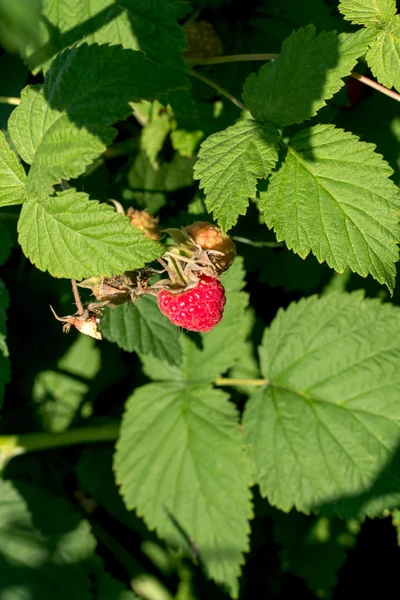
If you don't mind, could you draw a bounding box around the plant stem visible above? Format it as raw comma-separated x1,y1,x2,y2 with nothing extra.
350,70,400,103
215,377,267,386
0,423,120,470
232,236,284,248
71,278,84,315
187,55,400,103
187,68,249,113
186,53,279,66
0,96,20,105
0,380,271,466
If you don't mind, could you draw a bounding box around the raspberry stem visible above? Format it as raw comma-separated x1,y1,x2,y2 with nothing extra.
71,278,84,315
187,68,249,113
187,55,400,104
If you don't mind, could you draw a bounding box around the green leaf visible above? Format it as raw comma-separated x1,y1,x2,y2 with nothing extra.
115,383,252,597
124,152,195,214
193,119,279,233
33,335,101,432
140,258,249,383
0,0,41,53
339,0,396,26
272,510,359,598
242,27,374,127
17,189,161,279
366,16,400,92
0,130,26,207
95,569,139,600
9,44,188,198
100,296,183,366
243,293,400,518
24,0,187,74
141,113,172,166
392,509,400,545
0,279,10,410
0,480,96,600
260,124,400,292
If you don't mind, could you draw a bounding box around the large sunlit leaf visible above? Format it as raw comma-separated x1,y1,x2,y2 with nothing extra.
193,119,280,232
260,124,400,292
366,16,400,92
339,0,400,92
9,43,188,198
115,383,252,597
23,0,187,74
18,189,161,279
243,293,400,518
339,0,396,26
242,27,374,127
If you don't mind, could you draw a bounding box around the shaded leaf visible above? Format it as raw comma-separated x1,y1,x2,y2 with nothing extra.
272,510,359,598
0,480,96,600
243,293,400,518
101,295,182,366
9,43,188,198
33,335,101,432
115,383,252,597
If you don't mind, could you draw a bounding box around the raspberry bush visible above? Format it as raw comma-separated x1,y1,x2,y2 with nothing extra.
0,0,400,598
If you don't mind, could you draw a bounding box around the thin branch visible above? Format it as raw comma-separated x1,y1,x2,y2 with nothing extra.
186,53,279,66
232,236,284,248
215,377,268,386
188,68,249,113
0,96,20,106
350,70,400,103
71,279,84,315
187,54,400,104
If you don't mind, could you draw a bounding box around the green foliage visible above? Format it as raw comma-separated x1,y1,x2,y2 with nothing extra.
33,335,101,432
339,0,400,91
0,0,41,53
0,480,96,599
124,152,195,213
243,293,400,518
115,383,252,597
339,0,396,26
10,43,187,199
242,27,373,127
272,510,359,598
100,295,183,365
18,189,161,279
0,130,26,207
260,124,400,291
2,2,400,598
193,119,279,232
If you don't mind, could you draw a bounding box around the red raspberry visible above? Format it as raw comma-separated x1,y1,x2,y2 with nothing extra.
157,275,226,332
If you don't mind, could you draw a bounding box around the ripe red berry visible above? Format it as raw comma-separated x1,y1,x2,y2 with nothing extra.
157,275,226,332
